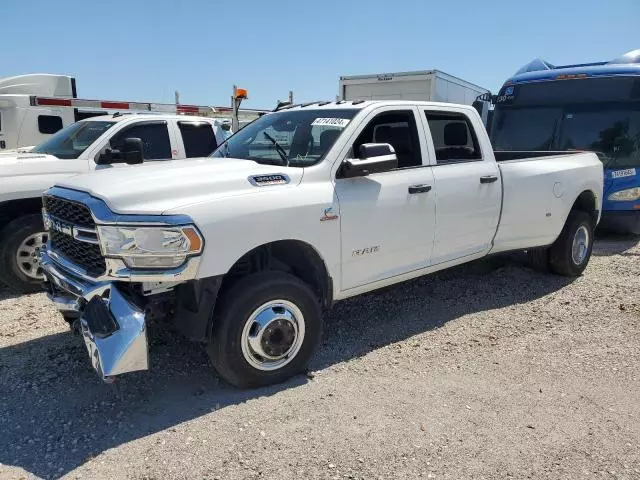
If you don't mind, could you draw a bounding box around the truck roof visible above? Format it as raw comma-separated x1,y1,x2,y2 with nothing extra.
506,48,640,86
275,99,476,112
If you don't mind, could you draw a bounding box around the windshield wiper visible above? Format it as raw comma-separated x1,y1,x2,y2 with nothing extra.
263,132,289,166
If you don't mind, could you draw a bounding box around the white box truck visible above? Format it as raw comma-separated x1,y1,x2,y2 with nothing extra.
339,70,489,106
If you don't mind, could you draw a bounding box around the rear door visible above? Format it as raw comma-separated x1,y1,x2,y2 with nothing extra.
424,108,501,264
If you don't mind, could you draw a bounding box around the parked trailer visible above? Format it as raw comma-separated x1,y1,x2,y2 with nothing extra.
339,70,489,106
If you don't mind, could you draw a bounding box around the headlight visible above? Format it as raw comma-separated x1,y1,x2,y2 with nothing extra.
97,225,203,269
608,187,640,202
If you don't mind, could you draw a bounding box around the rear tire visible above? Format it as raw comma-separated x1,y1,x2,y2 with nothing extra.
0,215,47,294
526,247,550,273
207,271,323,388
548,210,594,277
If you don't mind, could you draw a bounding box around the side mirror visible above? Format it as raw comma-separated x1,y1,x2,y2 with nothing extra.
121,137,144,164
339,143,398,178
95,137,144,165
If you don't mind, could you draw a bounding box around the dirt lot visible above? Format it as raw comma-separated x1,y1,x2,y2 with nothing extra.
1,235,639,480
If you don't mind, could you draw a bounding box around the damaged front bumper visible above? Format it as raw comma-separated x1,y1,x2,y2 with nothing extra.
40,251,148,380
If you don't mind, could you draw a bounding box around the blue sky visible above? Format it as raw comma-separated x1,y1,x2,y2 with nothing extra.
2,0,636,109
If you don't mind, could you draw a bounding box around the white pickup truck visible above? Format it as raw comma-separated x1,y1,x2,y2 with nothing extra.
39,100,603,388
0,113,228,293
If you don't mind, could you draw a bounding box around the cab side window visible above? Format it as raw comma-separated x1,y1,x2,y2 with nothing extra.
111,122,172,160
425,111,481,163
178,122,218,157
353,110,422,170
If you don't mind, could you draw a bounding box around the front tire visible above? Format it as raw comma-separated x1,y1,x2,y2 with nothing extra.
0,214,47,293
548,210,594,277
207,271,323,388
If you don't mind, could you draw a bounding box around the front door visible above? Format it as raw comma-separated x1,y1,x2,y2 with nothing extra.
95,121,176,170
334,107,437,290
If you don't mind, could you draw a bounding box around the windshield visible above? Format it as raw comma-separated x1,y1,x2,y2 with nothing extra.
558,106,640,168
492,105,640,168
492,107,561,151
490,77,640,168
212,109,358,167
31,120,115,159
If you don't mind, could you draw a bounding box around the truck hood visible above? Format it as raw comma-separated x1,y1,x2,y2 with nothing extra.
54,157,304,215
0,146,35,156
0,152,80,171
0,153,88,202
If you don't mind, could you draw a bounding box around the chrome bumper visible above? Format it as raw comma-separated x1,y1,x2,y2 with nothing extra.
40,250,148,380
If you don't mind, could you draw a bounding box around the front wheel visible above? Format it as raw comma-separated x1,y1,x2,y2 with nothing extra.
0,214,48,293
548,210,594,277
207,271,323,388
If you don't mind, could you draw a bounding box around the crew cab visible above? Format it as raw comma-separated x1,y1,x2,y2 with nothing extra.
0,113,228,293
39,100,603,388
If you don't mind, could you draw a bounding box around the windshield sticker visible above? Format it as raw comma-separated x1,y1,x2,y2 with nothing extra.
496,85,517,104
311,118,350,128
611,168,636,179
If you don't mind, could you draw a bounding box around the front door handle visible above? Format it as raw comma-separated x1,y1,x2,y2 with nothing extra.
408,184,432,194
480,175,498,184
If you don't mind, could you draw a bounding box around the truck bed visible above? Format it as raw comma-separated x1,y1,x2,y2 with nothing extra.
494,150,585,162
490,151,603,254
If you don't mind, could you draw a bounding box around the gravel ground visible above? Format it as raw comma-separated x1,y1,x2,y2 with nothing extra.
1,235,639,480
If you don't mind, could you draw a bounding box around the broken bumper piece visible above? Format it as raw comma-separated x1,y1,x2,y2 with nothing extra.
40,250,148,380
81,288,148,379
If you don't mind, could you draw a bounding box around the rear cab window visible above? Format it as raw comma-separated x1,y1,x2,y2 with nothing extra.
425,111,482,163
178,122,217,157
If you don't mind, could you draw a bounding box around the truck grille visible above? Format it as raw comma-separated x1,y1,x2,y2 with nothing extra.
43,196,95,228
43,195,107,276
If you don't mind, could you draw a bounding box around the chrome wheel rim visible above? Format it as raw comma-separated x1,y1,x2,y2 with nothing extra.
16,231,48,280
571,225,589,265
240,300,305,371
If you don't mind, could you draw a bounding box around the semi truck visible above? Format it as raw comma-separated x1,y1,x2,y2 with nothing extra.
0,74,103,152
40,99,602,389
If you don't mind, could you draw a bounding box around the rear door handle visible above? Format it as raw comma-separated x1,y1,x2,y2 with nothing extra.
480,175,498,184
408,184,432,194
